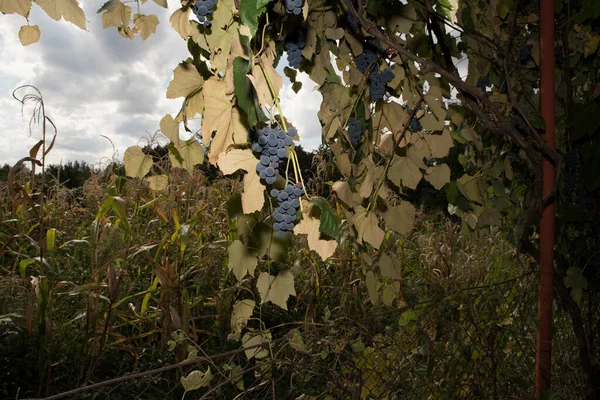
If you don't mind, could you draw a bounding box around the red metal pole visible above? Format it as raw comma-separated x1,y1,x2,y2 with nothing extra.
535,0,556,396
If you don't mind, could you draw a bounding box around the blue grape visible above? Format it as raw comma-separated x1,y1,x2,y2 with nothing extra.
281,201,291,210
294,188,304,197
348,118,362,146
258,135,268,145
278,192,289,201
252,142,263,153
192,0,217,28
256,163,266,172
277,148,287,158
291,199,300,208
265,167,275,177
284,136,293,146
260,155,270,166
266,176,276,184
259,170,267,180
270,189,279,198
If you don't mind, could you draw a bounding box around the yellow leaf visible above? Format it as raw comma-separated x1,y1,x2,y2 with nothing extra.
424,164,451,190
166,62,204,99
229,299,255,341
19,25,41,46
152,0,167,7
388,156,422,190
145,174,168,191
206,0,236,72
159,114,204,173
227,240,257,281
217,149,265,214
133,13,159,40
249,57,282,109
257,270,296,310
202,78,247,164
242,331,271,360
365,271,379,305
294,203,337,260
0,0,31,16
123,145,152,178
424,128,454,158
353,206,385,249
99,0,131,29
169,8,191,39
35,0,87,30
382,201,415,235
332,181,361,208
379,253,401,278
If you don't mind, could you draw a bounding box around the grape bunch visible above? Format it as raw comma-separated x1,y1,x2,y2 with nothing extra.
253,127,296,185
519,44,533,64
346,12,359,33
355,49,377,74
476,76,491,91
369,69,395,101
509,113,528,131
284,0,303,15
270,183,304,236
285,31,305,69
192,0,217,28
348,118,363,146
409,115,422,132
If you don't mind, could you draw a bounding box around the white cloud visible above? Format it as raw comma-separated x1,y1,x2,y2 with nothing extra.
0,2,189,166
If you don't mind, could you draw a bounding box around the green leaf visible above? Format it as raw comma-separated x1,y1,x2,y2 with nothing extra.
180,368,213,392
565,267,588,305
288,329,308,353
239,0,271,38
233,57,260,127
309,197,340,240
399,309,417,327
46,228,56,254
365,271,378,305
242,330,271,359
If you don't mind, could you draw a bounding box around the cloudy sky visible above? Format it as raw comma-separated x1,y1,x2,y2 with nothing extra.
0,2,322,168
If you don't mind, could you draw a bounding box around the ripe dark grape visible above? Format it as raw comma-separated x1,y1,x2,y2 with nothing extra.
270,183,304,236
356,49,377,74
519,44,533,64
192,0,217,28
286,30,305,68
346,12,359,33
476,76,491,91
251,126,297,186
284,0,303,15
409,114,422,132
510,113,528,131
348,118,363,147
369,69,395,101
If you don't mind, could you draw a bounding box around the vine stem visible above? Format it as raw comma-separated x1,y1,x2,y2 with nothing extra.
367,99,423,212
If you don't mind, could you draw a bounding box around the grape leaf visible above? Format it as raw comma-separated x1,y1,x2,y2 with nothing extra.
332,181,361,208
0,0,31,16
229,299,255,341
145,175,168,191
19,25,41,46
257,270,296,310
353,206,385,249
217,149,265,214
365,271,379,305
309,197,340,240
242,331,271,360
424,128,454,158
167,61,204,99
123,146,152,179
151,0,166,7
294,204,337,260
169,8,192,39
238,0,271,38
160,114,204,172
424,164,451,189
202,78,247,164
388,156,422,190
133,14,159,40
180,368,212,392
233,57,260,127
382,201,416,235
379,253,401,278
206,0,237,72
227,240,258,281
248,41,282,109
99,0,131,28
36,0,87,30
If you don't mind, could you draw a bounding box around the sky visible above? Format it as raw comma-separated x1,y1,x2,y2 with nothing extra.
0,2,323,168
